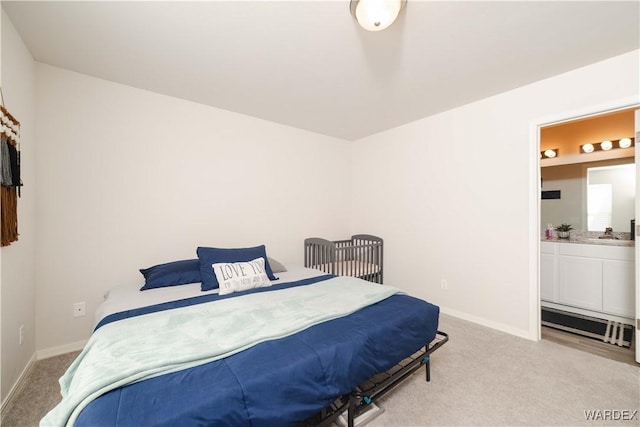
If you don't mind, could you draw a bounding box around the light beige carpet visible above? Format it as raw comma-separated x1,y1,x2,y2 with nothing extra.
2,314,638,427
370,315,639,426
2,351,79,427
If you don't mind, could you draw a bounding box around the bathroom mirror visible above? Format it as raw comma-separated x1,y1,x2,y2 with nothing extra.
541,158,635,234
586,164,635,232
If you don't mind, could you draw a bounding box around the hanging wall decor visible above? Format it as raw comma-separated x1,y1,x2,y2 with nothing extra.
0,88,22,247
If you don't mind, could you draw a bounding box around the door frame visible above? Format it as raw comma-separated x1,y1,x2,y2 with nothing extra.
529,96,640,342
635,110,640,362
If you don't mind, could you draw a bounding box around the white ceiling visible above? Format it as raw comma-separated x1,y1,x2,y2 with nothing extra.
3,1,639,141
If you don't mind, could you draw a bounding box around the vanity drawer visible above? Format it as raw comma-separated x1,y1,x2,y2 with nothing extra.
558,243,634,261
540,241,556,255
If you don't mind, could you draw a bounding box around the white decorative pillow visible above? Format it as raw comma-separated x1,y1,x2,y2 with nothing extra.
212,257,272,296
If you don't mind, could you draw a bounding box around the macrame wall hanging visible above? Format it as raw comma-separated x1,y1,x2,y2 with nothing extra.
0,88,22,247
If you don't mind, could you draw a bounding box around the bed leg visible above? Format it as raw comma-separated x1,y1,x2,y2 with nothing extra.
424,345,431,382
347,395,357,427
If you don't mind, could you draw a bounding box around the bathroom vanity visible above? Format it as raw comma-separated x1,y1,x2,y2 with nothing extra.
541,239,635,323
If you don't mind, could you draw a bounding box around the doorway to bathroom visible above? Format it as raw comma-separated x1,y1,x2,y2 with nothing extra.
539,107,637,365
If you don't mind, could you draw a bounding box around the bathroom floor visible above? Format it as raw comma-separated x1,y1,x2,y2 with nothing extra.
541,325,636,366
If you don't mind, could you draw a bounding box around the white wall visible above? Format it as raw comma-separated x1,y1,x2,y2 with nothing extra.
34,64,352,352
541,163,586,231
1,10,37,402
351,50,639,339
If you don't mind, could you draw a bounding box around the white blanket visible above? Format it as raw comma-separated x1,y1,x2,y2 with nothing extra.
41,276,402,426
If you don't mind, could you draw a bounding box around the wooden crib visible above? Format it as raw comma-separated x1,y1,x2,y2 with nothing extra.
304,234,383,284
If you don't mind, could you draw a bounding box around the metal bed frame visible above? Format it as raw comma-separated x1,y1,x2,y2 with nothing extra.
301,330,449,427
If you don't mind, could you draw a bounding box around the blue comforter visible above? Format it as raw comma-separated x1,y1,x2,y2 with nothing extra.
74,276,439,426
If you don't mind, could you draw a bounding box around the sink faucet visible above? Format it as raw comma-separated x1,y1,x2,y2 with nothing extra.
600,227,617,239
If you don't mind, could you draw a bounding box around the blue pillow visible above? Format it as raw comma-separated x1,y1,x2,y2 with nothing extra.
197,245,278,291
139,259,202,291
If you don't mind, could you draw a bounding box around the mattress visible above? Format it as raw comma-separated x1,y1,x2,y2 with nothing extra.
308,260,380,277
94,266,326,327
49,267,440,427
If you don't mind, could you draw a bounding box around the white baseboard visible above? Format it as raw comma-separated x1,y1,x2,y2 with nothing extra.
0,352,36,417
36,340,87,360
440,306,536,341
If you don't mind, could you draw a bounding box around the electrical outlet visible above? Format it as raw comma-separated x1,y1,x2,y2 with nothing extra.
440,279,448,290
73,302,86,317
19,325,24,345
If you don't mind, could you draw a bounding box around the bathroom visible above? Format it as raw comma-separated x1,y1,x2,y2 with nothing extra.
539,107,636,364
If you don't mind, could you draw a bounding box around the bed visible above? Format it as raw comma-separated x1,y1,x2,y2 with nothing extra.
42,247,446,427
304,234,384,284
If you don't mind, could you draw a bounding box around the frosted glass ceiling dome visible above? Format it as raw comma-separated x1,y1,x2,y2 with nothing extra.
350,0,406,32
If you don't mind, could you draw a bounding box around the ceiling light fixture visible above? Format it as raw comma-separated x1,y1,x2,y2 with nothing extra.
350,0,406,32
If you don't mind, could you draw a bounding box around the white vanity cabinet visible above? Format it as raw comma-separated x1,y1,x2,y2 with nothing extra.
602,259,635,317
540,242,557,302
558,255,603,311
541,241,635,320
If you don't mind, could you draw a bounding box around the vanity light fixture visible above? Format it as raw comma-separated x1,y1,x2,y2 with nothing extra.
600,140,613,151
619,137,632,148
580,137,635,154
350,0,406,31
581,143,595,153
541,148,558,159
